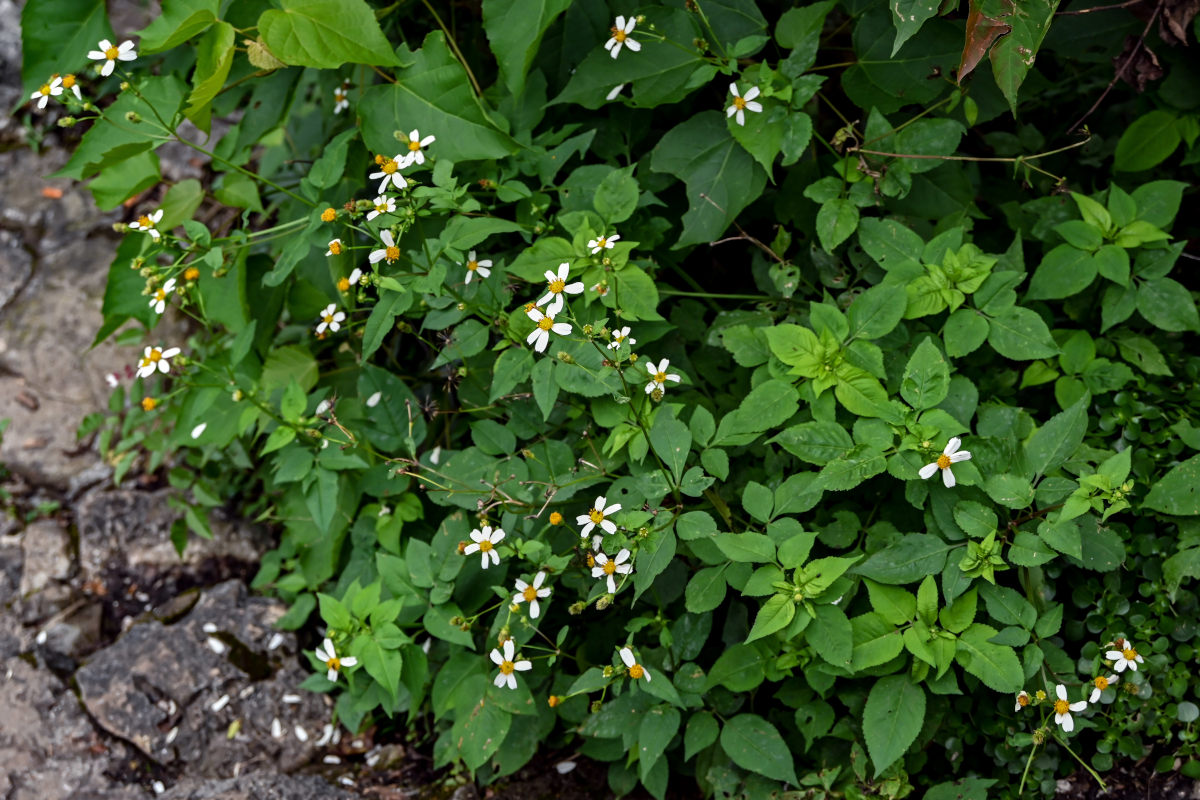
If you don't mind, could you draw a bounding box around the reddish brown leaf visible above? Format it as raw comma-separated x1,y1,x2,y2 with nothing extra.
958,0,1014,83
1113,35,1164,91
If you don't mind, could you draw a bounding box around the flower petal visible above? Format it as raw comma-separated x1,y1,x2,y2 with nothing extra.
942,468,956,488
918,462,939,479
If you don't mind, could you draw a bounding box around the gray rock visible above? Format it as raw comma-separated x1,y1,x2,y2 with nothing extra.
76,581,330,777
159,772,355,800
0,227,33,313
19,518,73,594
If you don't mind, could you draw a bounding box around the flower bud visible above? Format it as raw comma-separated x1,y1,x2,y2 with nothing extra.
124,110,141,123
548,695,561,708
590,700,602,713
557,351,574,364
56,116,76,127
568,601,585,615
596,595,612,611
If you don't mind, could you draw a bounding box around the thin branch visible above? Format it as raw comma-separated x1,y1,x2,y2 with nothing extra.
1057,0,1142,15
1068,0,1163,132
419,0,482,97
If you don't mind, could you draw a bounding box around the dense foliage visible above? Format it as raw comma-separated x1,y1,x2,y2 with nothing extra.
19,0,1200,796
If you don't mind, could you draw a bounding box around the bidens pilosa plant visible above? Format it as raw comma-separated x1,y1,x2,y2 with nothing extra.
21,0,1200,797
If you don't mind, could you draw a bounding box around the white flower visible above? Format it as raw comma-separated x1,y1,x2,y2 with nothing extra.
333,81,350,114
587,233,620,254
400,129,436,167
462,250,492,283
315,303,345,335
369,156,408,194
314,638,357,683
148,278,176,314
604,16,641,58
136,345,181,379
366,391,382,408
918,437,972,488
726,83,763,127
577,495,621,537
608,326,635,350
1051,684,1088,732
619,646,651,682
369,230,400,265
464,525,505,569
606,84,626,101
1089,674,1118,703
512,572,551,619
538,262,584,315
591,282,609,297
644,358,681,395
365,194,396,221
325,238,343,257
525,306,572,353
59,74,82,100
30,76,62,109
129,209,164,241
1014,690,1031,712
337,267,363,293
88,38,137,77
1105,640,1145,672
592,548,632,594
190,422,207,440
105,372,119,388
489,639,532,690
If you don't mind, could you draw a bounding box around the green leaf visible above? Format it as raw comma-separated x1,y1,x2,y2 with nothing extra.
20,0,113,97
650,408,691,487
1144,454,1200,516
719,714,799,785
986,306,1059,361
258,0,400,68
715,533,776,564
816,198,860,253
818,444,887,491
593,167,640,224
638,706,681,779
891,0,941,54
863,676,926,776
1114,110,1182,172
856,535,953,584
136,0,217,53
481,0,572,97
362,290,414,361
742,481,774,523
850,611,905,670
184,21,235,133
1137,277,1200,332
1025,394,1089,478
360,639,403,702
530,357,558,421
706,643,768,692
650,112,767,248
954,623,1024,692
864,580,917,625
770,420,853,465
1131,180,1187,228
807,603,853,666
87,151,161,210
984,473,1035,509
713,379,799,446
685,566,728,613
847,283,907,340
456,694,513,770
944,309,990,357
901,337,950,410
939,587,977,633
979,583,1036,628
858,218,924,276
746,594,796,642
953,501,998,537
684,712,720,760
1027,245,1098,300
988,0,1062,112
360,32,518,163
842,12,959,114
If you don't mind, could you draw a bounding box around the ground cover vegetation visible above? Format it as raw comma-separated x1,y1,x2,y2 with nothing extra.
17,0,1200,796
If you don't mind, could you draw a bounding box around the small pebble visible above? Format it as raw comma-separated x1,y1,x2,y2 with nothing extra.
165,727,179,744
268,632,285,650
294,726,309,742
210,694,230,712
152,780,165,795
323,755,341,764
282,694,302,704
271,718,283,739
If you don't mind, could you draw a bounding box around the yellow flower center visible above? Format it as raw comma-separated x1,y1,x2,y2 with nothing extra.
326,656,341,671
611,28,626,43
589,508,605,524
603,560,617,575
548,279,565,294
38,84,51,96
408,140,421,152
321,208,336,222
479,539,494,552
586,553,595,568
537,317,554,331
104,45,120,60
467,260,478,271
1017,693,1030,707
549,512,563,525
523,586,538,602
328,241,342,254
375,202,388,213
937,454,951,469
734,96,747,110
1054,699,1069,714
148,348,162,363
596,237,607,248
1094,676,1109,690
1123,647,1137,660
137,215,153,228
184,267,200,281
629,664,644,680
141,397,157,411
323,314,334,323
385,245,400,262
337,278,350,292
154,289,166,301
654,371,667,383
499,660,515,675
62,74,76,88
614,332,625,342
381,160,398,174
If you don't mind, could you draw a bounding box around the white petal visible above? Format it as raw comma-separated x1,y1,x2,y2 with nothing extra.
476,267,491,278
1115,660,1128,672
505,673,517,690
949,450,972,463
491,528,505,543
942,468,956,488
624,38,641,52
191,423,207,439
1090,688,1100,703
101,60,115,76
1105,650,1123,660
729,82,740,97
744,86,761,101
726,105,738,118
619,647,636,668
564,282,585,294
463,543,479,555
480,552,490,568
1062,714,1074,732
918,462,939,479
600,520,617,534
551,322,572,336
490,648,503,665
1056,684,1068,701
606,576,617,593
340,656,357,668
945,437,962,455
1069,701,1087,712
736,109,745,126
513,660,532,671
533,330,549,352
604,503,622,515
615,15,626,29
493,673,507,688
503,639,515,661
745,101,763,113
529,600,540,619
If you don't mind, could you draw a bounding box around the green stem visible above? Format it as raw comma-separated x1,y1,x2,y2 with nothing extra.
1017,740,1038,795
1055,735,1107,792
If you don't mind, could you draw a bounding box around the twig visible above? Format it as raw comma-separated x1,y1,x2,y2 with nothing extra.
1057,0,1142,15
1068,0,1163,132
419,0,482,97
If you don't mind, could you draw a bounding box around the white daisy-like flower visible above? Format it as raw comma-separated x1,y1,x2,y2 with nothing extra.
538,262,584,315
608,326,635,350
577,495,621,537
338,267,364,293
369,156,408,194
587,233,620,255
512,572,552,619
592,548,632,594
325,238,343,257
591,282,609,297
148,278,176,315
604,16,641,58
333,81,350,114
314,638,357,683
315,303,345,335
400,129,436,167
365,194,396,221
918,437,972,488
464,525,505,569
1089,674,1118,703
1052,684,1088,732
368,230,400,265
136,345,181,379
489,638,532,690
87,38,137,77
1105,639,1145,672
59,74,82,101
644,358,681,395
525,306,572,353
462,250,492,284
619,646,652,682
30,76,62,109
128,209,164,241
1014,690,1031,712
726,83,763,127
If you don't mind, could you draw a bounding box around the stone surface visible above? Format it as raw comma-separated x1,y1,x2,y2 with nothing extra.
76,580,330,776
160,773,355,800
18,517,72,593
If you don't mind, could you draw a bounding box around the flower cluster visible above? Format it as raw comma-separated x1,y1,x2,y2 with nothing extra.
1013,637,1148,733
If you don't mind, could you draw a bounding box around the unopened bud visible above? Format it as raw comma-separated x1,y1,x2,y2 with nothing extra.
596,595,612,610
557,351,574,364
57,116,76,127
590,700,602,713
602,666,615,678
568,601,585,615
124,110,141,123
